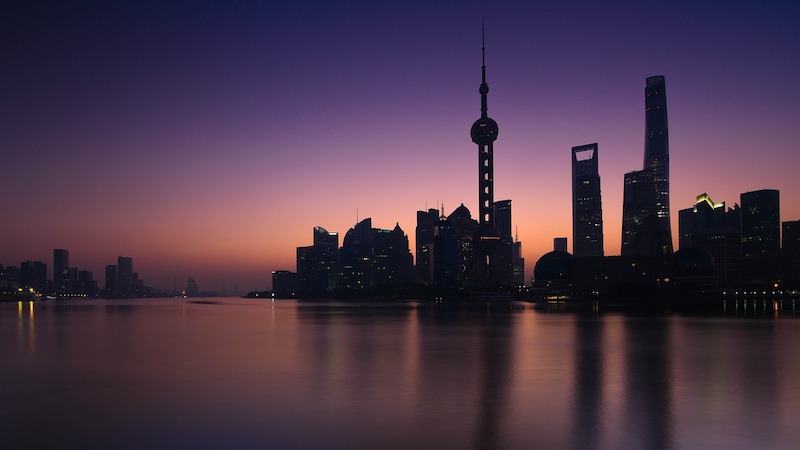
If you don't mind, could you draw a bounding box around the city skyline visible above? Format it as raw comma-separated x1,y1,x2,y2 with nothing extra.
3,1,800,290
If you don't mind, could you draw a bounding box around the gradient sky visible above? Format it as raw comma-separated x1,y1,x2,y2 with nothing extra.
3,0,800,292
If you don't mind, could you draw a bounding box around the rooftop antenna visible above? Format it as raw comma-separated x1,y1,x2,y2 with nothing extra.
480,18,488,119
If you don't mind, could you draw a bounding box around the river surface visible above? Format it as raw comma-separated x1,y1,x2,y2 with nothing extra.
2,297,800,449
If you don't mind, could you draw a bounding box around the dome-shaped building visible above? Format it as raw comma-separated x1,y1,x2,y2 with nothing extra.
534,251,573,281
532,251,573,294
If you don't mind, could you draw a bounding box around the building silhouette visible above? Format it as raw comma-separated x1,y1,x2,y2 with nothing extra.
678,193,741,286
105,265,117,296
117,256,133,297
621,169,656,255
297,226,339,295
621,76,673,257
512,235,525,287
272,270,296,297
20,260,47,292
469,26,501,287
53,248,69,292
184,276,200,297
784,220,800,258
572,143,604,257
337,218,413,291
434,204,478,289
643,75,673,254
554,237,568,252
492,199,515,286
741,189,780,257
415,208,440,284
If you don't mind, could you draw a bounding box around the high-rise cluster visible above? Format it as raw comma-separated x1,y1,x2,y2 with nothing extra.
0,249,152,298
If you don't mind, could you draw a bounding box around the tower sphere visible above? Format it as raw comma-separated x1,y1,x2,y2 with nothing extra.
471,117,499,145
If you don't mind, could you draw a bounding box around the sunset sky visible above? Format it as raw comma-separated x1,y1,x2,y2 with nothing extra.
3,1,800,291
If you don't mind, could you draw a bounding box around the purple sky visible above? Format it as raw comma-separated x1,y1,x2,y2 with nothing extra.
3,1,800,291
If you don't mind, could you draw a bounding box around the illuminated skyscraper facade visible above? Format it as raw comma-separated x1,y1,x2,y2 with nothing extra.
621,76,673,256
572,143,604,257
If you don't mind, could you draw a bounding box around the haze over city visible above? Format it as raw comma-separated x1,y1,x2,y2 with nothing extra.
4,0,800,291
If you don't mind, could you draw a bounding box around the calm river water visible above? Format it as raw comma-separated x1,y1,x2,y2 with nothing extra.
2,297,799,449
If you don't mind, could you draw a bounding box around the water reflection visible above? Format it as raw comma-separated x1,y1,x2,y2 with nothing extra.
622,316,672,449
571,316,604,450
2,299,800,449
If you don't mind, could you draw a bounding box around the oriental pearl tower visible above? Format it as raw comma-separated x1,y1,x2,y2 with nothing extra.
470,25,501,287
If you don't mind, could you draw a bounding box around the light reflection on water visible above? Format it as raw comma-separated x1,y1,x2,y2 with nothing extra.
2,298,799,449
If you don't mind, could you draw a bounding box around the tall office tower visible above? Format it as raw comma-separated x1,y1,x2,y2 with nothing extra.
415,208,440,284
643,76,673,255
105,265,117,296
571,143,604,257
492,199,515,286
372,223,414,287
434,204,478,289
338,219,374,290
53,248,69,289
469,26,501,285
313,226,339,292
741,189,780,257
621,169,656,255
621,76,674,256
297,226,339,295
678,193,742,285
117,256,133,297
784,220,800,258
512,234,525,287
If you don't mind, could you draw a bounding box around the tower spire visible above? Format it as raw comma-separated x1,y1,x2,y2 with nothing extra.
469,21,501,288
480,19,489,119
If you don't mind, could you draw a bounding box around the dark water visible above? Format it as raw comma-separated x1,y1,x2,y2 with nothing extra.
2,298,799,449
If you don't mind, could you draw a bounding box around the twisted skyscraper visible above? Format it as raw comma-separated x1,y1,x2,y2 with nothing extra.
622,76,673,256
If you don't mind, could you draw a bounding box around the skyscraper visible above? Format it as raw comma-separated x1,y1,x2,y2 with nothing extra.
621,76,673,256
741,189,780,257
621,169,656,256
415,208,440,284
678,193,741,285
53,248,73,293
105,265,117,297
117,256,133,297
469,26,501,285
784,220,800,258
572,143,604,257
644,76,673,254
493,199,515,286
53,248,69,288
297,226,339,295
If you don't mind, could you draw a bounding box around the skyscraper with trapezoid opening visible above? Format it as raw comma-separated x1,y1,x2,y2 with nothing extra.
572,143,604,257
